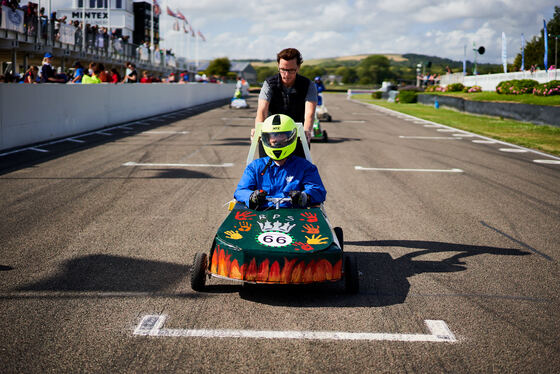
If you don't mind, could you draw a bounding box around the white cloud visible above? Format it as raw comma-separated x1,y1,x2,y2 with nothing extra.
52,0,557,63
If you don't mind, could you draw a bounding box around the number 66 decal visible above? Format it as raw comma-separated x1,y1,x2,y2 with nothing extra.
257,232,293,247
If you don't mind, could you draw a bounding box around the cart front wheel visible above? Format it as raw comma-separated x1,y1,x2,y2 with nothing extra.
191,252,208,291
344,255,359,294
334,227,343,250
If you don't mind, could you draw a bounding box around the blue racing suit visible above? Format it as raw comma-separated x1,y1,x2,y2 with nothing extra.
234,156,326,209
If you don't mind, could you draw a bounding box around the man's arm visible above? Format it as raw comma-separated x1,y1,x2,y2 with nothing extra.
303,100,317,141
252,98,269,138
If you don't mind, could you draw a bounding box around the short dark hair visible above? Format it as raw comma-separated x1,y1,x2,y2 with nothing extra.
277,48,303,66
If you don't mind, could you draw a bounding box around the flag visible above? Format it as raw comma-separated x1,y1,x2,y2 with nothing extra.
544,19,549,71
501,32,507,73
197,30,206,41
173,20,180,31
166,6,176,18
183,23,188,34
176,10,187,23
189,24,195,37
153,0,160,16
521,33,525,71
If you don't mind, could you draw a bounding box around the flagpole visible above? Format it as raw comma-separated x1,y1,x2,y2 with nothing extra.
150,1,154,64
196,31,199,69
187,28,190,71
107,0,111,55
82,0,85,51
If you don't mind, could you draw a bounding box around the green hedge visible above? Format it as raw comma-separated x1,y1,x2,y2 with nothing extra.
496,79,539,95
397,91,418,103
446,83,465,92
533,80,560,96
371,91,382,99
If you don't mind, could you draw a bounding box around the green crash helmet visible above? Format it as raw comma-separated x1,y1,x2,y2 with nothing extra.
261,114,298,160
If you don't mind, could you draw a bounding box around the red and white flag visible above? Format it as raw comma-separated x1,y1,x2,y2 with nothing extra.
176,10,187,23
197,30,206,41
166,6,176,18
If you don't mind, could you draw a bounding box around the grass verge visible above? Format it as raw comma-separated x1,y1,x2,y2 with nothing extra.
351,94,560,156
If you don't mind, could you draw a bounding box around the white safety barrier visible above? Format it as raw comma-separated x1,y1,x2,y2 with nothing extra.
440,70,560,91
0,83,234,151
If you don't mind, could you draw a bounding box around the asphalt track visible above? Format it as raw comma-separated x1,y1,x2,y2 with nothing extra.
0,93,559,373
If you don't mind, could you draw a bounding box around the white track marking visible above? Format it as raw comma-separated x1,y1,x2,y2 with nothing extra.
472,140,497,144
343,120,366,123
499,148,528,153
423,124,441,128
133,315,457,343
534,159,560,164
143,131,190,134
123,162,233,167
453,133,476,137
66,138,86,143
437,129,458,132
96,131,112,136
352,100,560,163
399,136,462,140
28,147,49,153
355,166,464,173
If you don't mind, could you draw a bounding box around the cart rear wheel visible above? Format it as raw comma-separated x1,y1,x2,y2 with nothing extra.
326,114,332,122
323,130,328,143
344,255,359,294
191,252,208,292
334,227,343,250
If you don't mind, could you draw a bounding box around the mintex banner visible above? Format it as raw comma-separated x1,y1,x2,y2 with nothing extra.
1,6,25,33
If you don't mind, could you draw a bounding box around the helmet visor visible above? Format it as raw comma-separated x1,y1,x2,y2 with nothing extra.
261,130,297,149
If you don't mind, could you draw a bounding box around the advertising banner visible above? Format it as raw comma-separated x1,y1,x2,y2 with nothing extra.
1,6,25,33
59,23,76,45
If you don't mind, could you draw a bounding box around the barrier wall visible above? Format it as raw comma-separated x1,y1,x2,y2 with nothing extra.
0,83,235,151
440,70,560,91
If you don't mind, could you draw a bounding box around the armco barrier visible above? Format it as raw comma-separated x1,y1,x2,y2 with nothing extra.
418,94,560,128
0,83,234,151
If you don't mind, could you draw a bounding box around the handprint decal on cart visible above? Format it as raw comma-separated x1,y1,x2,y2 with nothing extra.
237,222,252,232
293,241,314,251
301,224,320,234
305,234,328,245
299,212,318,223
235,211,256,221
225,230,243,240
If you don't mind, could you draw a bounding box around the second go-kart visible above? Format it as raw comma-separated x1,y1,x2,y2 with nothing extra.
310,112,328,143
316,92,332,122
191,122,358,293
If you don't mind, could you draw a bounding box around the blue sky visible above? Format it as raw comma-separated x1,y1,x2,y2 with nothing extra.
52,0,557,64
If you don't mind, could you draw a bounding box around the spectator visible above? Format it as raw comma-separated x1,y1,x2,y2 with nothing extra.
140,70,152,83
71,61,84,83
40,53,64,83
110,68,120,83
123,62,137,83
98,63,109,82
167,72,176,83
22,65,39,83
82,62,101,84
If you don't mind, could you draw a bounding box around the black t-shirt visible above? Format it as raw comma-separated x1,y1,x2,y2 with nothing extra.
40,64,55,83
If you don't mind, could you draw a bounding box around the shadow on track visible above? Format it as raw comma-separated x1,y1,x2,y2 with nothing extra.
237,240,530,307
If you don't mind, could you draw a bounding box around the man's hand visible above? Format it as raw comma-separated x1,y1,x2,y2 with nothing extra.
304,130,311,143
249,189,268,209
288,190,308,208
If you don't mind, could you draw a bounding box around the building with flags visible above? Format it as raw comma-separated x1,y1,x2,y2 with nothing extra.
133,1,160,46
57,0,135,39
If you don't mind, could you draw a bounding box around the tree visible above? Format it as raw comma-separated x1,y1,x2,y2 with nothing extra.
206,57,231,76
356,55,394,85
255,66,277,82
335,66,358,84
512,6,560,70
299,65,327,80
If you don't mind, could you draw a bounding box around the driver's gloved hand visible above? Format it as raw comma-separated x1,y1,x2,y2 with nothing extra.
288,190,308,208
249,189,267,209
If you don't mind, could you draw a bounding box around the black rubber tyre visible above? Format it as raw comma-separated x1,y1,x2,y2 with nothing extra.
323,130,328,143
344,255,359,294
326,114,332,122
334,226,343,250
191,252,208,292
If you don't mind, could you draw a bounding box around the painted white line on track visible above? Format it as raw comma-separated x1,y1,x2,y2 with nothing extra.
66,138,86,143
453,134,476,137
96,131,112,136
423,124,441,128
133,315,457,343
437,129,458,132
28,147,49,153
472,140,497,144
355,166,464,173
399,136,462,140
123,162,234,167
143,131,190,134
499,148,528,153
343,120,366,123
352,100,560,163
534,159,560,164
